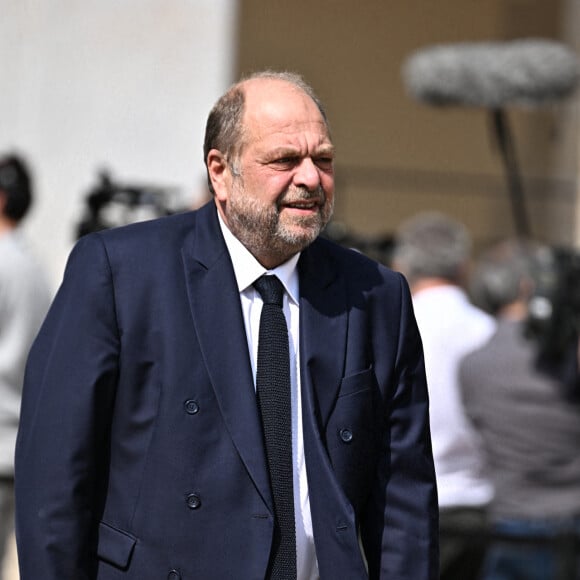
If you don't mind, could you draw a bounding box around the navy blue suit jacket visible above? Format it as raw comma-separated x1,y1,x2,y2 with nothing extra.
15,202,438,579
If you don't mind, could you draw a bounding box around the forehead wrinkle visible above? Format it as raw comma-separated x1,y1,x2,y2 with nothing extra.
250,116,329,136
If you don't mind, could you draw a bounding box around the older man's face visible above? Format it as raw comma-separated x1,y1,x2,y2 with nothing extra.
214,78,335,269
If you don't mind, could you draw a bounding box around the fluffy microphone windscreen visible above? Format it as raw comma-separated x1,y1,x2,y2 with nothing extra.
402,39,580,108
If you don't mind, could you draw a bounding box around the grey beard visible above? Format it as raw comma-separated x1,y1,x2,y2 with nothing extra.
225,188,333,265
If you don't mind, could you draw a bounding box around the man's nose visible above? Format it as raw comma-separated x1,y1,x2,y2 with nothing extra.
293,158,321,191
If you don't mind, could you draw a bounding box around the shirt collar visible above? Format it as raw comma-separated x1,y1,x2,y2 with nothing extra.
218,211,300,304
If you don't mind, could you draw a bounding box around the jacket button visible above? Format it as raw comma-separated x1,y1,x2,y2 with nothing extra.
184,399,199,414
339,428,353,443
186,492,201,509
168,570,181,580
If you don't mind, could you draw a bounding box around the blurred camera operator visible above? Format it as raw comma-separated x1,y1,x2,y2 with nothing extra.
459,238,580,580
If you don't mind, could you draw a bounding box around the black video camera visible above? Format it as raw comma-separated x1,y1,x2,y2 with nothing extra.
76,170,185,239
526,245,580,367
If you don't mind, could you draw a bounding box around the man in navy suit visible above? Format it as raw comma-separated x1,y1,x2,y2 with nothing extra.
15,71,438,579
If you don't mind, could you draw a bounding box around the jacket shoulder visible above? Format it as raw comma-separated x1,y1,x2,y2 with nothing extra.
95,210,198,246
309,236,404,288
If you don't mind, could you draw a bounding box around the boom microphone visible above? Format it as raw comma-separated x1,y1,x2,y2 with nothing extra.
402,39,580,108
400,39,580,238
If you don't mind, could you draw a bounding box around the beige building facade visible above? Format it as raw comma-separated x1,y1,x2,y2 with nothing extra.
236,0,580,254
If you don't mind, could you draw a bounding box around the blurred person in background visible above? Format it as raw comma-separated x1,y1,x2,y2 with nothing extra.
459,238,580,580
0,153,52,579
392,211,496,580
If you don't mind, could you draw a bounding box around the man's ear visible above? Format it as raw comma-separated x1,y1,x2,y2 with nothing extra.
206,149,230,202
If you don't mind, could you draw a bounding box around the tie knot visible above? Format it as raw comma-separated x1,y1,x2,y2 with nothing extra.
253,275,285,307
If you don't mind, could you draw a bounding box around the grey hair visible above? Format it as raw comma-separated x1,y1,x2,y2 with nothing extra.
470,238,544,314
392,211,471,286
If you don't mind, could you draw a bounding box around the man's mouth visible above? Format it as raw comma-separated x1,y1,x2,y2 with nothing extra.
284,200,320,210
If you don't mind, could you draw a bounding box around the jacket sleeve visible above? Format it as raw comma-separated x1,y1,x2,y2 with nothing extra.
15,233,119,580
362,272,439,580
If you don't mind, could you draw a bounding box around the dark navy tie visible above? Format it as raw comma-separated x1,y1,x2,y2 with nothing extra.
253,275,296,579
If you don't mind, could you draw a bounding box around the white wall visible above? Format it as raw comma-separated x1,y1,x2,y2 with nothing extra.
1,0,238,290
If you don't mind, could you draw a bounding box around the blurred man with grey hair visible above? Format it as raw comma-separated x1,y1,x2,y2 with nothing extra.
459,238,580,580
392,211,496,580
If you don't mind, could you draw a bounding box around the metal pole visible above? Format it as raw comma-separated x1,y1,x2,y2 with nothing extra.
491,108,532,238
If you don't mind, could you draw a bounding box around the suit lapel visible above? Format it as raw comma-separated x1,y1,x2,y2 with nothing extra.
299,241,348,428
180,207,348,508
181,203,273,511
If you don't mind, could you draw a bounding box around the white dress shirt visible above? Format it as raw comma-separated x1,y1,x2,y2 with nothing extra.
218,215,319,580
412,285,496,509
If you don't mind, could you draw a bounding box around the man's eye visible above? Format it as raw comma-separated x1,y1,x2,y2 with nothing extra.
269,157,298,169
315,157,334,168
